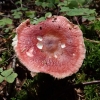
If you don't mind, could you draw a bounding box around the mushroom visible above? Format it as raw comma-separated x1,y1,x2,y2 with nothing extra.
12,16,86,79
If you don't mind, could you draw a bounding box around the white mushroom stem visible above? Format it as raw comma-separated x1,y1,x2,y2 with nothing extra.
12,35,18,48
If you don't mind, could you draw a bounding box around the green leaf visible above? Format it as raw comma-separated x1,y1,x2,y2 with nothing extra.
48,2,55,8
12,11,22,19
61,7,96,17
60,7,70,12
0,68,3,73
1,68,13,77
25,11,35,18
4,28,10,33
58,1,68,7
67,0,86,8
15,1,22,5
67,8,84,16
21,7,28,11
0,18,12,26
68,1,78,8
0,75,4,83
45,12,52,18
6,73,17,83
42,2,49,8
47,0,55,4
78,0,86,4
0,51,9,65
35,1,42,6
92,21,100,30
55,0,60,4
36,17,45,24
82,15,95,21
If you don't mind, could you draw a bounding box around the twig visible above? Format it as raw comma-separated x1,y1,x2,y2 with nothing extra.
0,35,4,37
74,16,80,26
84,37,100,44
0,48,7,53
10,0,17,7
82,80,100,86
12,55,16,70
74,80,100,88
20,0,23,8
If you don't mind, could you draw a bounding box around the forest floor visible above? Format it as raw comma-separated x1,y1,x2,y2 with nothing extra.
0,0,100,100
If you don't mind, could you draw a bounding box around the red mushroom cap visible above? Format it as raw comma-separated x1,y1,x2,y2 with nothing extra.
12,16,86,79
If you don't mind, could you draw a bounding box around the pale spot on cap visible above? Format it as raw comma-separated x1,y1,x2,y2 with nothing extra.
37,36,43,41
36,42,43,49
26,48,34,57
61,43,66,48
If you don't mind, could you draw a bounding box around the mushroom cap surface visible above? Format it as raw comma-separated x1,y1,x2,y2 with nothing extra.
12,16,86,79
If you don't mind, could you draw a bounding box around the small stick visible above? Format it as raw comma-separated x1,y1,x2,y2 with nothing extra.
82,80,100,86
74,80,100,88
84,37,100,44
0,48,7,53
74,16,80,26
12,55,16,70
